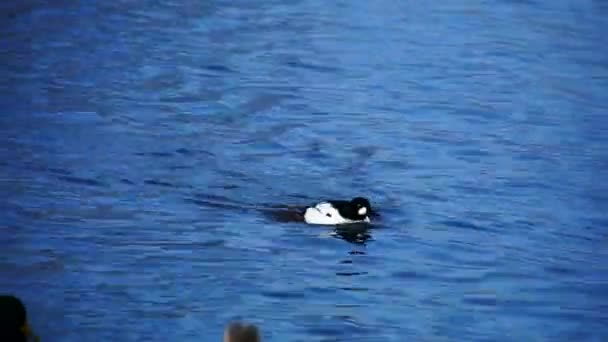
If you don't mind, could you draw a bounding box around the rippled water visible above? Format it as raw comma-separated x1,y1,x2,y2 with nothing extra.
1,1,607,341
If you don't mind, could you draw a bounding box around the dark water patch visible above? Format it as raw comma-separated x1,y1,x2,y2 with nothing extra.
141,72,185,92
410,190,448,202
203,64,234,74
501,178,551,191
158,94,202,104
334,304,362,309
168,164,194,171
338,286,368,292
433,272,488,284
553,230,595,243
238,123,305,145
0,252,65,276
335,271,368,277
414,133,471,146
438,219,486,231
302,325,356,340
305,286,339,295
137,306,191,320
191,192,244,203
452,148,493,158
209,182,239,190
450,183,493,195
375,158,411,170
308,111,330,117
217,168,257,184
462,292,498,307
144,179,176,188
185,195,253,211
116,239,227,254
513,219,536,229
392,270,432,280
55,111,106,124
285,58,341,73
586,217,608,230
482,270,546,282
497,0,537,5
262,290,306,300
195,239,226,248
134,151,174,158
351,145,378,159
543,264,580,277
239,150,288,162
57,175,104,187
175,147,195,156
514,150,556,163
46,167,72,176
520,305,600,323
0,225,22,243
239,93,285,114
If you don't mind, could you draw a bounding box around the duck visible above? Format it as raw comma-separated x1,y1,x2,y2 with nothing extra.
303,197,373,225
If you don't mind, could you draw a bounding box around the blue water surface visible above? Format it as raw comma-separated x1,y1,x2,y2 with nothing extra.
1,0,607,341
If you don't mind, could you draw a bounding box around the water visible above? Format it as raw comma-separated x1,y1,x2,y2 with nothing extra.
1,1,607,341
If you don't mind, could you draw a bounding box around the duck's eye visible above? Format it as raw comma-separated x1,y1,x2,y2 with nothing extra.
326,213,332,217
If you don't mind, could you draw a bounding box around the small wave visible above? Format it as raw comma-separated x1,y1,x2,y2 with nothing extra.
144,179,175,188
57,175,104,187
439,219,485,231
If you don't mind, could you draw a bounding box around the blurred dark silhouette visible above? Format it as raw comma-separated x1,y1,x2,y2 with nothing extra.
223,321,261,342
0,295,39,342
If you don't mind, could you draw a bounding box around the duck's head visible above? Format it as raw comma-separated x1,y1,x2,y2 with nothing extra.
350,197,372,219
303,197,373,225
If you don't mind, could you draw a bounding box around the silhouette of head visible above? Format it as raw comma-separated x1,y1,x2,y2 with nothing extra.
224,321,260,342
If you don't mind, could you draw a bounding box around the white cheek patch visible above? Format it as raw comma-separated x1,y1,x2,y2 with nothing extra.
358,207,367,216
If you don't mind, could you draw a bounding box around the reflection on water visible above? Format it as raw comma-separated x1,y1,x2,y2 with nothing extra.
331,224,374,245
